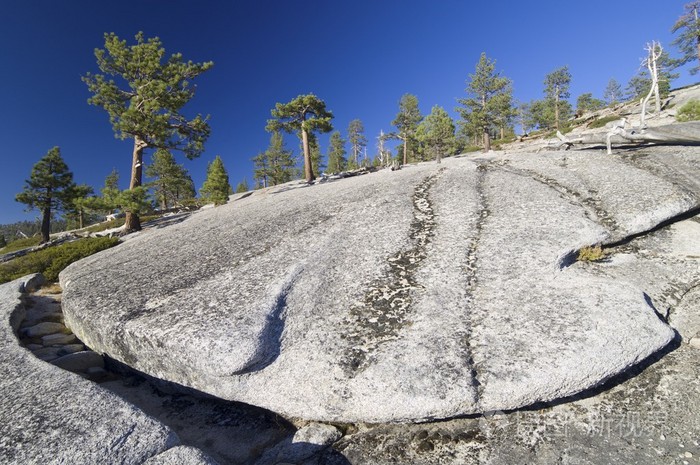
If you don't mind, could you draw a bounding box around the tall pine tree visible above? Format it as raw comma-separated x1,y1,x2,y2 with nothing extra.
457,53,513,151
15,147,75,243
604,78,623,106
347,119,367,168
327,131,347,173
416,105,456,163
544,66,572,131
265,131,297,185
672,1,700,75
392,94,422,165
83,32,213,231
266,94,333,183
145,149,195,210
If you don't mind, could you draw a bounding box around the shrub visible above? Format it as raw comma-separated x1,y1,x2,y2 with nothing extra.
0,237,120,283
676,100,700,122
577,245,606,262
588,115,622,129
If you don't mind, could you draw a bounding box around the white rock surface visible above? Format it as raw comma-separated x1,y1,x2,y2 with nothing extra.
60,149,698,423
0,274,216,465
144,446,220,465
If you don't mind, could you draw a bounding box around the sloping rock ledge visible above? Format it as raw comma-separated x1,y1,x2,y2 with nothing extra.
0,274,218,465
60,148,699,423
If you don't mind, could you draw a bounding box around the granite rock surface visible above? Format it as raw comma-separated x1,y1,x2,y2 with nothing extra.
60,148,698,423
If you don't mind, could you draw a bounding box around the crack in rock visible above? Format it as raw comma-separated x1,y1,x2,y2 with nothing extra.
340,169,446,376
499,165,619,232
462,162,490,399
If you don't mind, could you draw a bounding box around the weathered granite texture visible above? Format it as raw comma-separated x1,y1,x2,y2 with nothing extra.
337,209,700,464
60,147,699,423
0,275,217,465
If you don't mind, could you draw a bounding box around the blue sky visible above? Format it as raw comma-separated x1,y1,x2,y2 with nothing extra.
0,0,696,225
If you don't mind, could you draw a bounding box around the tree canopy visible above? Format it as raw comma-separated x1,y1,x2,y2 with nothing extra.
576,93,605,115
145,149,195,210
416,105,456,163
83,32,213,231
266,94,333,182
603,78,623,106
200,156,231,206
15,147,75,243
327,131,347,174
392,94,422,165
672,1,700,75
347,119,367,168
457,53,513,151
543,66,572,130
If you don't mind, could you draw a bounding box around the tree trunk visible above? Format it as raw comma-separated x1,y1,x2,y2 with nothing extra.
40,205,51,243
125,136,146,232
301,128,314,182
500,126,505,139
483,128,491,152
402,138,408,166
78,210,84,230
554,89,560,131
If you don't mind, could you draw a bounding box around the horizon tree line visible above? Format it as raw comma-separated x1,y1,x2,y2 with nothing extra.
8,3,699,238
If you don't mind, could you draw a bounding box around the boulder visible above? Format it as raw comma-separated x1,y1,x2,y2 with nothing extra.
0,274,209,464
60,148,699,423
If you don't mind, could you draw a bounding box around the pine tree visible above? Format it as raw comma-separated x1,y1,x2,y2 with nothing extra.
672,1,700,75
416,105,456,163
265,131,297,185
0,236,6,249
327,131,347,173
200,156,231,206
96,169,121,215
266,94,333,183
235,179,249,193
544,66,572,130
253,151,270,188
65,184,95,229
457,53,514,151
575,93,605,115
15,147,75,243
145,149,195,210
392,94,422,165
347,119,367,167
83,32,213,231
603,78,623,106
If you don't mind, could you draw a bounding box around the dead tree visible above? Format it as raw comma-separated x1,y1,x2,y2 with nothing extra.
640,41,663,126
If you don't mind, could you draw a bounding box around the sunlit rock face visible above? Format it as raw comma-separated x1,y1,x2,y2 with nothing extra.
60,147,699,423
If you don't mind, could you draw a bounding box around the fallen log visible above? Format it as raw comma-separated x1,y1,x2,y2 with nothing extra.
545,121,700,153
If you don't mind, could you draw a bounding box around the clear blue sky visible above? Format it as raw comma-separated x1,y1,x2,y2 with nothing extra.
0,0,696,225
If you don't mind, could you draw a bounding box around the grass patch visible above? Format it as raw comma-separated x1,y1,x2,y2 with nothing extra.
0,237,120,284
588,115,621,129
577,245,606,262
0,236,42,254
